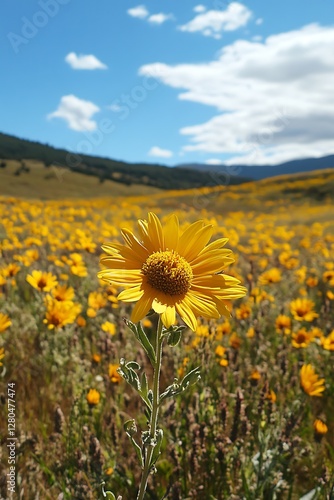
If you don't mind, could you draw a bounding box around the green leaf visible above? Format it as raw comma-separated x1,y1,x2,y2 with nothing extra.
159,367,201,402
124,419,137,437
137,322,157,364
126,360,141,370
159,382,180,403
180,366,201,390
124,319,156,364
162,324,187,336
101,482,116,500
140,372,148,398
123,420,144,468
117,361,141,392
131,437,144,468
167,329,182,347
150,429,164,468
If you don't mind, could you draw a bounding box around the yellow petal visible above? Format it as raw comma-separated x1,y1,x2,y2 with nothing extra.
161,306,176,328
163,214,179,251
198,237,229,254
178,220,204,258
97,269,142,285
176,301,198,331
183,225,214,263
147,212,164,251
131,294,153,323
152,299,167,314
117,286,144,302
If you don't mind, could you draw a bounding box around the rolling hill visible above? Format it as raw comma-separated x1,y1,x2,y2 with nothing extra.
178,155,334,180
0,132,250,191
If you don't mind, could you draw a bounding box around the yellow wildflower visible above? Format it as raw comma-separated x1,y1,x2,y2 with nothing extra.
275,315,291,335
291,328,314,349
86,389,101,406
321,330,334,351
0,313,11,333
109,364,122,384
313,419,328,437
290,298,318,322
101,321,116,335
98,213,246,331
26,270,58,292
300,364,325,397
44,298,81,329
258,268,282,285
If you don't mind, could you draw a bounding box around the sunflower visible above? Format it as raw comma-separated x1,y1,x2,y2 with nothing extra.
258,268,282,285
0,313,11,334
313,419,328,437
300,364,325,397
51,284,75,302
98,213,246,331
43,298,81,329
26,270,58,292
291,328,314,348
290,298,318,322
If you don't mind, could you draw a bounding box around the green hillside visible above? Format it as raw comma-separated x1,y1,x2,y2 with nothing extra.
0,132,250,191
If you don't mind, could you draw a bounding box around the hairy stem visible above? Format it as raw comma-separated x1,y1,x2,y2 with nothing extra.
137,317,163,500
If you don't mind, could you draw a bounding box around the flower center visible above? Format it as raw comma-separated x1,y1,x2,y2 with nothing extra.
142,250,193,296
38,278,47,289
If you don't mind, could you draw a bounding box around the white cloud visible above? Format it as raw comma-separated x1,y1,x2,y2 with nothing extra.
205,158,223,165
148,146,173,158
48,95,100,131
148,13,173,24
255,18,263,25
139,24,334,165
65,52,107,70
194,5,206,13
127,5,149,19
179,2,252,38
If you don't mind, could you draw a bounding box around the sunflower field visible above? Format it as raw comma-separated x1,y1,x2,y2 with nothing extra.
0,168,334,499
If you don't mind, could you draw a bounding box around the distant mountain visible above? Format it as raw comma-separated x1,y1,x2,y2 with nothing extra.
178,155,334,180
0,132,251,190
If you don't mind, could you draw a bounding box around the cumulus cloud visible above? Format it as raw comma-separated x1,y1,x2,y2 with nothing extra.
127,5,149,19
65,52,107,70
179,2,252,38
139,24,334,165
148,13,173,24
194,5,206,13
48,95,100,131
148,146,173,158
128,5,174,25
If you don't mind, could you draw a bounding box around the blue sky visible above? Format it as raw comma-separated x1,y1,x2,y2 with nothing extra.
1,0,334,166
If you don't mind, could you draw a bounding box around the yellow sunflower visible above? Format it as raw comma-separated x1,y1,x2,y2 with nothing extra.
26,270,58,292
98,213,246,331
0,313,11,334
300,364,325,397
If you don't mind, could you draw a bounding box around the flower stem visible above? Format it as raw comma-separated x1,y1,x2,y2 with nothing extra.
137,317,163,500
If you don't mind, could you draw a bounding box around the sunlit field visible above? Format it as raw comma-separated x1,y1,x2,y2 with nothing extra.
1,169,334,499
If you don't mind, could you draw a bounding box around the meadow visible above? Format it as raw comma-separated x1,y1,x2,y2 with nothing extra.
0,168,334,499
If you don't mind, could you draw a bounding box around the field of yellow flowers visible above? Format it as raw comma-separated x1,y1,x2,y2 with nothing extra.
1,169,334,499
